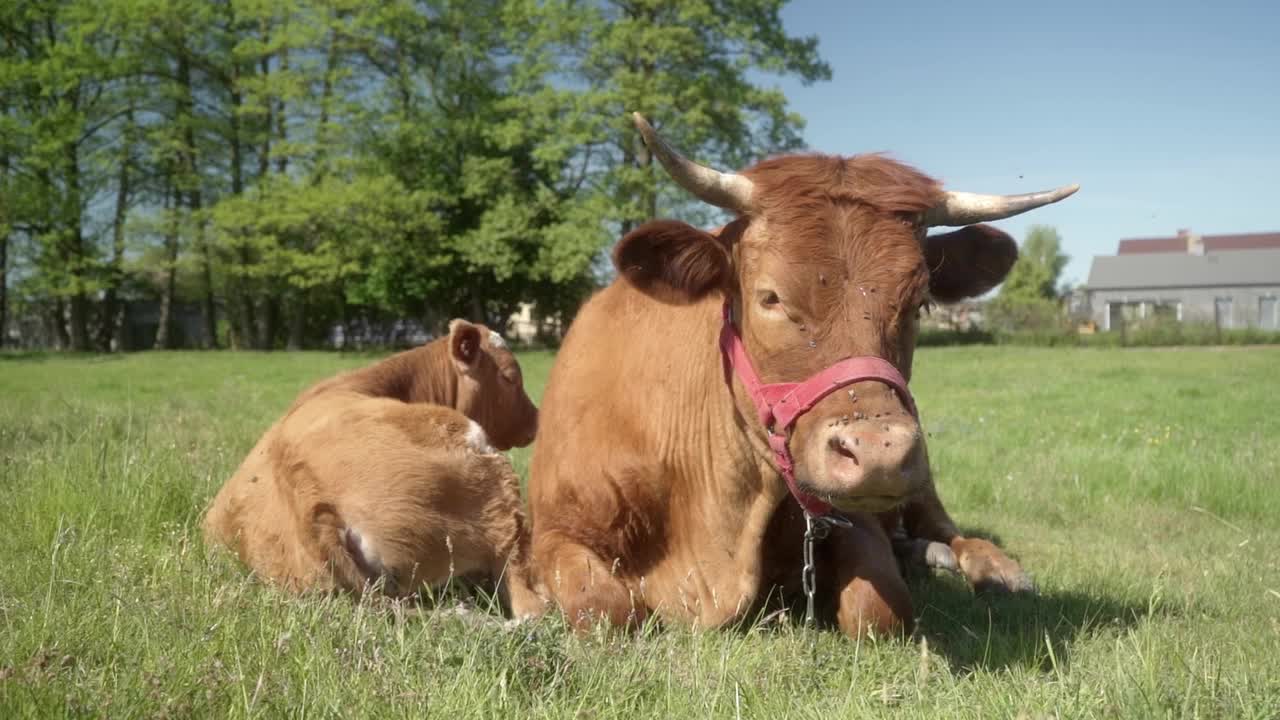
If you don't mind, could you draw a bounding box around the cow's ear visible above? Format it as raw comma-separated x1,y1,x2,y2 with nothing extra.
924,224,1018,303
448,319,483,374
613,219,732,303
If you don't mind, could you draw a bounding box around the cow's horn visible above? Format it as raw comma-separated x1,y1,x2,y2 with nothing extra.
924,184,1080,227
632,112,754,213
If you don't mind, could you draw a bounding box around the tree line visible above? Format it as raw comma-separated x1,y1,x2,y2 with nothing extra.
0,0,829,350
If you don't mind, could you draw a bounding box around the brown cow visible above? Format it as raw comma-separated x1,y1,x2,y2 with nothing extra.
203,320,546,618
528,114,1077,637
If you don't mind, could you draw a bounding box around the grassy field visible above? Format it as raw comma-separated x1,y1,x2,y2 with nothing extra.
2,346,1279,718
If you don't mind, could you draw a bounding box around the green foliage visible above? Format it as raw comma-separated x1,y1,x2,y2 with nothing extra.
3,0,830,349
552,0,831,227
986,225,1070,334
1000,225,1070,303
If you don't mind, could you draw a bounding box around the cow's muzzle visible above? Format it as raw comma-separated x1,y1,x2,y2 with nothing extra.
794,389,924,512
719,301,919,518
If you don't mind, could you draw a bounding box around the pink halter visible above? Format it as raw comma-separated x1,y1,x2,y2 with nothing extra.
718,299,918,517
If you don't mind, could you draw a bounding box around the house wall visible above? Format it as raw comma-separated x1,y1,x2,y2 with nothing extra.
1086,285,1280,330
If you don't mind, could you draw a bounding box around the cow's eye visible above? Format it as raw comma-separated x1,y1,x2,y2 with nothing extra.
758,290,782,308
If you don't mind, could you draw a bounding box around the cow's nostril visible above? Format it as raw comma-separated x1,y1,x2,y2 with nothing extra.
828,435,859,465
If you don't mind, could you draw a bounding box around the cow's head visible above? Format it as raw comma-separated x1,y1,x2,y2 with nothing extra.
615,114,1077,513
447,319,539,451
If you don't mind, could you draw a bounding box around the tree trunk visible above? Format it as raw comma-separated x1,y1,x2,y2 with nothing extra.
64,141,90,351
98,105,135,351
0,66,7,347
259,297,279,350
286,292,306,350
154,180,179,350
1,159,8,349
274,48,289,176
312,14,340,180
228,64,257,349
469,288,487,325
53,298,70,349
252,46,279,351
269,48,293,349
248,51,273,348
257,52,272,182
175,51,217,349
0,233,8,349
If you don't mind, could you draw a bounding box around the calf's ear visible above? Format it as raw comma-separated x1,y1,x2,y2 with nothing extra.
448,319,483,374
613,219,732,303
924,224,1018,303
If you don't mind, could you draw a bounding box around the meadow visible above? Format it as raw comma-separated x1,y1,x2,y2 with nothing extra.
2,346,1278,718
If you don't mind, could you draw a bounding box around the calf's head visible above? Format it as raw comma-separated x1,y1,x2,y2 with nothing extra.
447,319,539,451
615,114,1076,513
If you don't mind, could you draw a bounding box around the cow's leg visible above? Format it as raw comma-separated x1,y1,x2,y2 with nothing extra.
824,513,914,639
534,532,645,631
490,554,546,621
477,461,547,619
899,486,1034,593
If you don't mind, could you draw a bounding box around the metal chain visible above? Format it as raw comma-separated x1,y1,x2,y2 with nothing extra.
802,511,853,626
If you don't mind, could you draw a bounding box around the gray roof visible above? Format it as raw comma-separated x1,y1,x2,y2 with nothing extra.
1085,249,1280,290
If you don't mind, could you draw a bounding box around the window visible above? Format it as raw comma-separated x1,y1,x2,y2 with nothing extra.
1151,302,1178,322
1215,297,1233,329
1261,297,1278,330
1106,300,1179,331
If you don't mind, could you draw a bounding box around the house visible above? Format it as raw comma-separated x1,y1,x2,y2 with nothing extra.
505,302,564,345
919,299,984,332
1082,230,1280,331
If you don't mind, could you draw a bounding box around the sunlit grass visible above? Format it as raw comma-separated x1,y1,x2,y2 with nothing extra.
2,346,1278,717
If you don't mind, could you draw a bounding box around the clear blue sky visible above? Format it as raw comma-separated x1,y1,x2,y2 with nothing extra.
772,0,1279,286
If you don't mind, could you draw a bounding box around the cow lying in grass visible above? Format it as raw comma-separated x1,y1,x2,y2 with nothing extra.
202,320,546,618
529,115,1069,637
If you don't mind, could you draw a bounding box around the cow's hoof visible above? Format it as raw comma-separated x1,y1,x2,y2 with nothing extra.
920,540,958,573
894,538,960,574
972,568,1036,595
952,537,1036,595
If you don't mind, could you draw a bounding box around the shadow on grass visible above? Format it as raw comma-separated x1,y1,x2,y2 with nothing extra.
908,556,1158,674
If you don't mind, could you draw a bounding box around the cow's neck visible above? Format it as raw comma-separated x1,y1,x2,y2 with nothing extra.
356,340,462,409
649,295,790,622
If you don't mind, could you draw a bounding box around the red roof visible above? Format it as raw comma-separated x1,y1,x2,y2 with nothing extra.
1204,233,1280,251
1117,237,1186,254
1117,232,1280,254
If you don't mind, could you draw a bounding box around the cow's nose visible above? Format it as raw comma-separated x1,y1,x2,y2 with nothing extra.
819,421,920,502
520,410,539,447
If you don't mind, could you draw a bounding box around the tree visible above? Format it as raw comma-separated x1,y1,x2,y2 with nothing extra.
1000,225,1069,303
2,0,829,350
0,0,127,350
551,0,831,230
988,225,1070,332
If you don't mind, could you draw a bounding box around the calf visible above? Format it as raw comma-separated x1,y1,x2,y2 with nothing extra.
202,320,545,618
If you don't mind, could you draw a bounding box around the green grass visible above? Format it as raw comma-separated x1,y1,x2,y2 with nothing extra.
2,346,1279,718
